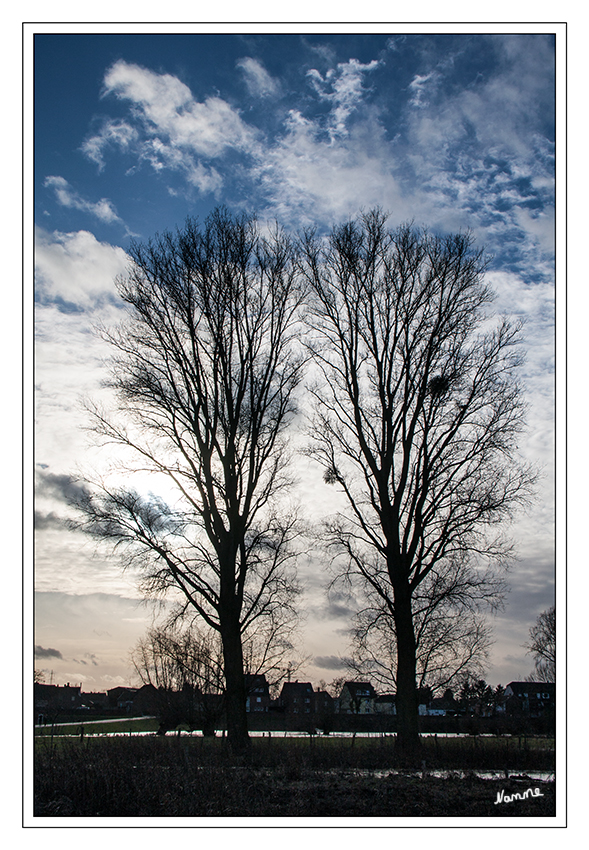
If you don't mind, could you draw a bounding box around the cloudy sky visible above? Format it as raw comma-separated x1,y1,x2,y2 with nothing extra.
32,26,559,693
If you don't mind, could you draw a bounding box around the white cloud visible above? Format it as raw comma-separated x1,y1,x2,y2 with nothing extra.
249,44,553,250
406,39,554,171
307,58,379,139
184,160,224,194
515,207,555,256
408,71,440,108
34,300,120,473
84,57,407,223
487,269,555,400
101,59,256,159
81,119,137,169
35,227,128,309
44,176,122,225
81,60,258,196
237,57,280,98
253,107,408,226
484,268,555,565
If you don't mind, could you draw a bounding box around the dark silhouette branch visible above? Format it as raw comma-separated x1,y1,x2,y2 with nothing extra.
300,210,536,759
72,208,306,752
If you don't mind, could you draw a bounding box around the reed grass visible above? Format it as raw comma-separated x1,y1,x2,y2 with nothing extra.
34,734,555,818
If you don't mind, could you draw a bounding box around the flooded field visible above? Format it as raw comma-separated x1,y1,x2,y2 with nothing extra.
33,733,556,818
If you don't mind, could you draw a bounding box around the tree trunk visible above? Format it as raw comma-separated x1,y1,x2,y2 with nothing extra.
393,583,421,764
220,619,250,755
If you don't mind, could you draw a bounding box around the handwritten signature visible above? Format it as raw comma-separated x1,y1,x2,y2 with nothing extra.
494,787,544,805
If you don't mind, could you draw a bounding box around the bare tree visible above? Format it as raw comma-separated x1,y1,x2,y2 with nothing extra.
132,622,225,695
133,607,304,726
73,208,305,753
317,677,347,699
348,575,492,694
526,605,555,682
239,605,307,697
132,622,225,734
300,210,535,760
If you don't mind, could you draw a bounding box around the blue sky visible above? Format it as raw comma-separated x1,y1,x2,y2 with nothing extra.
33,27,558,691
35,32,555,278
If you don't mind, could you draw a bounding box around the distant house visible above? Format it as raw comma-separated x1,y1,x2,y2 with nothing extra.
132,684,162,715
279,681,314,714
338,682,377,714
81,691,108,710
107,686,137,712
504,682,555,717
416,687,434,716
427,698,449,716
132,684,223,734
312,689,334,715
244,673,271,712
34,682,83,720
427,690,460,717
374,694,396,715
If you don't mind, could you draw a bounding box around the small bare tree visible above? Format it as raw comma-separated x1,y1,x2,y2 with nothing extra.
300,210,535,760
348,580,492,695
526,605,555,682
133,608,304,728
74,208,305,753
132,622,225,694
132,622,225,734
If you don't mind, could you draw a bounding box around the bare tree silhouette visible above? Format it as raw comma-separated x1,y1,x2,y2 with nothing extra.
348,577,493,694
73,208,305,753
300,210,535,760
526,605,555,682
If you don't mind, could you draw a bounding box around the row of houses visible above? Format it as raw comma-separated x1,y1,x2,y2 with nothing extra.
34,678,555,721
246,678,555,718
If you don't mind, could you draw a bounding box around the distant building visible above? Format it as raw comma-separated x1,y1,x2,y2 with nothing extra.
279,681,314,714
312,689,334,715
416,687,434,715
107,686,137,712
374,694,396,715
81,691,108,710
427,690,461,717
34,682,83,720
244,673,271,712
504,682,555,717
426,698,449,716
132,684,162,715
338,682,377,714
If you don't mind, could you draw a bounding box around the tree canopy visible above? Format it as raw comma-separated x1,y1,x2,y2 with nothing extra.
74,208,306,751
300,210,535,758
72,207,536,759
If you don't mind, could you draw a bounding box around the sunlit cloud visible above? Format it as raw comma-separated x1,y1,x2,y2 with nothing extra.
44,176,122,225
81,119,138,169
35,226,128,309
408,71,440,108
306,57,380,138
82,59,258,195
237,57,281,98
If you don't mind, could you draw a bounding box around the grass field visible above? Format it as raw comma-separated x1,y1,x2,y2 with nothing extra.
33,732,556,818
35,716,160,736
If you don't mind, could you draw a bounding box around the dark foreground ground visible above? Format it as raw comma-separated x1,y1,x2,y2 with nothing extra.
34,735,555,818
